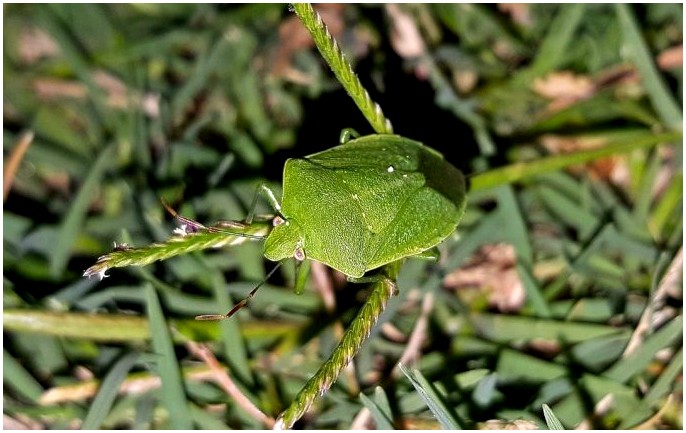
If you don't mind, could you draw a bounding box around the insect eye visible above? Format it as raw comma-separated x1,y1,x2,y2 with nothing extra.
294,244,306,261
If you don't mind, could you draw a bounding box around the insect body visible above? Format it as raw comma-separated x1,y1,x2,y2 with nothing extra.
164,133,466,320
264,134,466,278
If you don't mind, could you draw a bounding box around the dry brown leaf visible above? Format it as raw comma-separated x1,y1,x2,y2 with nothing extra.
40,366,215,405
33,79,88,100
32,70,160,117
270,4,345,79
18,27,60,64
498,3,532,27
386,4,425,59
444,243,525,313
3,414,45,430
533,71,595,111
539,134,629,182
657,45,683,70
3,131,33,201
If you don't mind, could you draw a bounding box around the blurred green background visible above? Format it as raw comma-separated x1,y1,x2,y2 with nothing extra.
3,3,682,429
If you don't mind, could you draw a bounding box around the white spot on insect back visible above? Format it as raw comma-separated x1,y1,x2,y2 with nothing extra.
387,165,394,173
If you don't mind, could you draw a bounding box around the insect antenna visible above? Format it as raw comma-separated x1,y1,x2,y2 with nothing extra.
195,261,285,320
161,198,266,240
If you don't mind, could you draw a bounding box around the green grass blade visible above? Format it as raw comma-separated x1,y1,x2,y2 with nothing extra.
144,284,193,429
208,267,254,386
4,309,151,342
649,173,683,239
472,313,629,343
189,402,231,430
359,388,394,430
469,131,681,192
604,315,682,383
615,4,683,130
644,347,683,404
50,143,115,277
3,348,44,402
523,4,585,79
82,351,139,429
542,404,565,430
399,363,463,429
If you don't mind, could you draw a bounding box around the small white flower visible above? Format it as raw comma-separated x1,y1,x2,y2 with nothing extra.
97,269,110,281
84,268,109,281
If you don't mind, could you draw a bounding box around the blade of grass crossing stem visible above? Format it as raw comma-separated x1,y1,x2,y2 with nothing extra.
542,404,565,430
615,4,683,130
649,173,682,239
189,402,231,430
495,185,532,266
3,348,44,402
359,388,394,429
145,284,193,429
633,149,662,223
36,6,109,126
468,131,681,192
522,3,585,79
133,393,156,429
82,352,139,429
50,143,115,277
644,347,683,403
604,315,682,382
399,363,463,429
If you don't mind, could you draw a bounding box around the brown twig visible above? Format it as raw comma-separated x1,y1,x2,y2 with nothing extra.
393,291,434,376
623,248,682,357
186,341,275,428
4,131,34,202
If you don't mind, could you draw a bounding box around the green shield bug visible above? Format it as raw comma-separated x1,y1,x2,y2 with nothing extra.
193,133,467,320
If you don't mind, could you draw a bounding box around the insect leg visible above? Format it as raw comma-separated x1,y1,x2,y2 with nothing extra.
293,258,311,295
245,184,282,224
195,261,284,321
338,128,360,144
161,198,208,233
162,198,265,239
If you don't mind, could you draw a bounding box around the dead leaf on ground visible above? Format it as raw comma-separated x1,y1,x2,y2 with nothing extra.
657,44,683,70
386,4,426,59
535,44,681,113
18,26,60,64
444,243,525,313
270,4,346,80
3,131,34,202
533,71,595,111
32,70,159,117
498,3,532,27
540,134,623,182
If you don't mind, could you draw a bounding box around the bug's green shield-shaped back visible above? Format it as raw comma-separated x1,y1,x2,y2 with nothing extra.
264,134,466,278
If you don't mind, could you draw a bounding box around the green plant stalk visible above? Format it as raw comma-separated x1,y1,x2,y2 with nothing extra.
279,3,400,427
276,261,400,429
3,309,301,343
615,4,683,131
292,3,393,135
82,221,271,280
